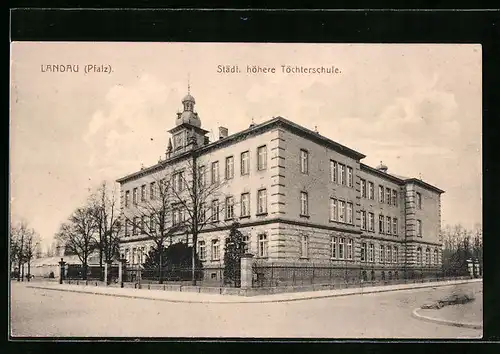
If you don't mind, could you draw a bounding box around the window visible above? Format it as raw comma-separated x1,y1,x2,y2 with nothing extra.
361,211,367,230
339,164,346,185
386,187,391,205
393,246,398,264
211,239,220,260
347,167,353,187
241,151,250,175
125,190,130,207
331,236,337,258
386,216,392,235
379,215,384,233
225,156,234,179
434,249,439,264
258,234,268,257
124,249,130,263
347,239,353,260
417,220,422,237
392,190,398,206
211,200,220,222
132,248,137,264
150,214,155,231
387,246,392,263
300,192,309,216
141,184,146,201
241,193,250,217
380,245,385,263
393,218,398,235
368,182,374,200
225,196,234,220
416,192,422,209
300,235,309,258
140,216,145,233
173,172,184,193
338,237,345,259
361,242,367,262
211,161,219,184
172,205,183,226
150,182,156,200
360,179,367,198
416,247,423,265
368,213,375,232
368,244,374,262
198,241,206,261
330,160,338,183
132,217,138,235
198,165,206,187
378,185,384,203
339,201,346,222
133,188,138,205
257,146,267,171
257,189,267,214
200,203,207,223
330,198,338,221
300,149,309,174
243,235,250,253
124,220,129,237
426,248,431,265
347,202,353,224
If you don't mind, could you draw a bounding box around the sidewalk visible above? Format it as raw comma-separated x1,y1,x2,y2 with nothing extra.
24,278,482,304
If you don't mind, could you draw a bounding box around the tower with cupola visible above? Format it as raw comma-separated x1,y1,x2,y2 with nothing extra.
166,85,209,158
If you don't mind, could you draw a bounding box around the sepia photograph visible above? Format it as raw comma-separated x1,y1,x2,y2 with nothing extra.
9,42,482,338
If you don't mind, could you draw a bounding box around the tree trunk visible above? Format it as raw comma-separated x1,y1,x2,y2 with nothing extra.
83,262,88,280
21,263,25,282
159,250,163,284
191,244,196,286
27,260,31,282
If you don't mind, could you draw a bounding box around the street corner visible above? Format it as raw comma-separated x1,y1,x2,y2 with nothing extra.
411,307,483,330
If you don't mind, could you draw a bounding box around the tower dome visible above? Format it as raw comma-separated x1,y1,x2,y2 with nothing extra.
176,91,201,127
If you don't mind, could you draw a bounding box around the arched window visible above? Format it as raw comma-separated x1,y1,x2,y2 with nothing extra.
434,249,439,265
426,247,431,266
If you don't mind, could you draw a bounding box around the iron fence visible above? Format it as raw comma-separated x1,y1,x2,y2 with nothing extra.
65,264,119,282
251,263,471,288
121,265,234,287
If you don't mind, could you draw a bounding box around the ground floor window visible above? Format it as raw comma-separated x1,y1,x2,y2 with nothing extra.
258,234,268,258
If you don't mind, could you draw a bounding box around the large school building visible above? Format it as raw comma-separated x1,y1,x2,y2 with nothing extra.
116,90,444,280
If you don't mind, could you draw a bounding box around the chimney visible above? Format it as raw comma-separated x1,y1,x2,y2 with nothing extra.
376,161,388,173
219,126,228,140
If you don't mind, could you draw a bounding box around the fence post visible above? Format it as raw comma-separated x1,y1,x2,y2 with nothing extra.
118,258,126,288
58,258,66,285
240,253,254,290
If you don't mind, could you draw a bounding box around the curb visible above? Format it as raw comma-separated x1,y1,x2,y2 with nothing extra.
411,307,482,330
26,279,480,304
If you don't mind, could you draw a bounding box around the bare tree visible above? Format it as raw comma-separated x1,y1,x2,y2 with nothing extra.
10,220,37,281
124,173,182,284
24,229,41,280
56,206,99,280
168,153,231,285
90,182,122,280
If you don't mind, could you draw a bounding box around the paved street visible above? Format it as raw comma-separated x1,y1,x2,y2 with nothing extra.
10,281,482,338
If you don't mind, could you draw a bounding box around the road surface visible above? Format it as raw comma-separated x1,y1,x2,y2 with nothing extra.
10,281,482,338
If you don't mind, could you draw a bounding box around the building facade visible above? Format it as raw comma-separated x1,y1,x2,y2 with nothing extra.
116,91,444,280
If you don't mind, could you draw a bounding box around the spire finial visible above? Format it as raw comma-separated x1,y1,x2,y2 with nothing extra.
187,73,191,95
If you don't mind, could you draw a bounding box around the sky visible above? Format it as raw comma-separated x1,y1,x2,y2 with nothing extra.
10,42,482,251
